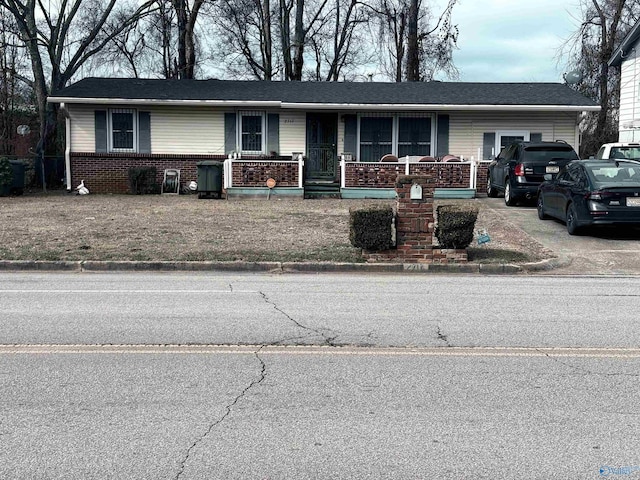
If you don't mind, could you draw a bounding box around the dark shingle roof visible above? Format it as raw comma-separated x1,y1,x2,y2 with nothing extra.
50,77,598,108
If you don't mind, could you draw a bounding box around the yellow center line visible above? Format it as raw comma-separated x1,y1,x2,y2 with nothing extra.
1,345,639,358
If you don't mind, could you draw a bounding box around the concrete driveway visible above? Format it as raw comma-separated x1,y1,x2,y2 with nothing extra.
478,197,640,275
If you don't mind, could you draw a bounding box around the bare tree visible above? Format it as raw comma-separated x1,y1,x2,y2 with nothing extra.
0,0,157,157
0,6,32,156
171,0,206,79
371,0,458,82
215,0,275,79
278,0,329,80
308,0,371,81
562,0,640,156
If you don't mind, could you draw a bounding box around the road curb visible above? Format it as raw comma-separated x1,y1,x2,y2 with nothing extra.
0,258,566,274
519,255,572,272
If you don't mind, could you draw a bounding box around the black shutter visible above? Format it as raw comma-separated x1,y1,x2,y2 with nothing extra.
436,114,449,157
138,112,151,153
95,110,107,153
343,115,357,157
483,132,496,159
267,113,279,155
225,112,237,155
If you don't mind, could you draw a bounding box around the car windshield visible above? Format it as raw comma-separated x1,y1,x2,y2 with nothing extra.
522,147,578,162
586,165,640,186
609,147,640,160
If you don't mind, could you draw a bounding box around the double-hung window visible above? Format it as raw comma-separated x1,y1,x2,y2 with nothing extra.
360,117,393,162
358,115,433,161
240,112,265,154
110,109,136,152
397,117,431,157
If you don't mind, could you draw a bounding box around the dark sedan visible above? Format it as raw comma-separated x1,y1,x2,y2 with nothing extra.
537,159,640,235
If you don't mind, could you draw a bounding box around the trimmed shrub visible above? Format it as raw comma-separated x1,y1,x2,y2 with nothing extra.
349,205,394,251
435,204,479,249
128,166,158,194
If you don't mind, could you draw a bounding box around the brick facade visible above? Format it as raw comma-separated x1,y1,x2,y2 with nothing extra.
475,162,490,195
343,162,472,189
231,161,299,187
70,154,483,197
408,163,470,188
70,153,298,194
344,163,404,188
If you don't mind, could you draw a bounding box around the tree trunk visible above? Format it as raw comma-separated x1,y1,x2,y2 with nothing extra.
174,0,189,78
405,0,419,81
292,0,305,80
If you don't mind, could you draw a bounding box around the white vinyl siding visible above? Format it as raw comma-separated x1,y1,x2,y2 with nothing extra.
149,107,225,154
68,105,225,154
448,111,579,159
68,105,95,153
618,46,640,142
280,111,306,156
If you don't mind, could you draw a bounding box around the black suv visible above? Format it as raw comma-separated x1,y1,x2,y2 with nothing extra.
487,141,579,206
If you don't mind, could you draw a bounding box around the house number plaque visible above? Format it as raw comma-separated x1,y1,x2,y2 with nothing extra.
410,183,422,200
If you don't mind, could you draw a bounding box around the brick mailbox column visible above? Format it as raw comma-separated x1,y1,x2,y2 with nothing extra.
394,175,435,263
363,174,468,264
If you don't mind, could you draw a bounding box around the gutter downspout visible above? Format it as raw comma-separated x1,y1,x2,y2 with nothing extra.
61,103,72,192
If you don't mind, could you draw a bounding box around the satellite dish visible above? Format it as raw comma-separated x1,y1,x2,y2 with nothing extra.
564,70,583,85
16,125,30,136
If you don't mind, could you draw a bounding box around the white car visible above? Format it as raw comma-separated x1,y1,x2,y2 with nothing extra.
595,142,640,160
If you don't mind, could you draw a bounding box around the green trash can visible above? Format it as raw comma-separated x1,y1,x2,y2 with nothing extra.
9,160,25,195
196,160,223,199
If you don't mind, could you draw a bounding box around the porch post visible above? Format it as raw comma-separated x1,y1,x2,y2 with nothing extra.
298,154,304,189
470,160,476,190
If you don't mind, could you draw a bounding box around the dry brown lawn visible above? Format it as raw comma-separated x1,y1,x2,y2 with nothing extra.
0,191,553,264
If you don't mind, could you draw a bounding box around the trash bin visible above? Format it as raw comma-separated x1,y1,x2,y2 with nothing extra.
196,160,223,199
9,160,25,195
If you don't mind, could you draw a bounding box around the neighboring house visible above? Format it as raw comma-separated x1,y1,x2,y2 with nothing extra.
48,78,598,197
610,20,640,142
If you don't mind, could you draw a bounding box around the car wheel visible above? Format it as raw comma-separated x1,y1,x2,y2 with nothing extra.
566,203,581,235
486,175,498,198
537,195,549,220
504,179,516,206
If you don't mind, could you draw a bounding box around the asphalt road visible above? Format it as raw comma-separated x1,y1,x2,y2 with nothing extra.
2,272,640,479
480,197,640,275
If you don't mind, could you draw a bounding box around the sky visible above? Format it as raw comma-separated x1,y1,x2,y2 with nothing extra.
438,0,581,83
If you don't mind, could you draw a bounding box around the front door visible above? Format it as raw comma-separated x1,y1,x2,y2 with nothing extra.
306,113,338,182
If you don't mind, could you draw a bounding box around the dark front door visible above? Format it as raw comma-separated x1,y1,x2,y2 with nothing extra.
306,113,338,182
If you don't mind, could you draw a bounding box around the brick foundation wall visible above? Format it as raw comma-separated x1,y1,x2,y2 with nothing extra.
70,153,225,194
408,163,470,188
70,153,296,194
344,162,403,188
343,161,473,189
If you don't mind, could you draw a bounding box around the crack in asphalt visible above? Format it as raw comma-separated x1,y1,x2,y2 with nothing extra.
436,325,452,347
536,349,640,377
259,291,339,346
174,347,267,480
